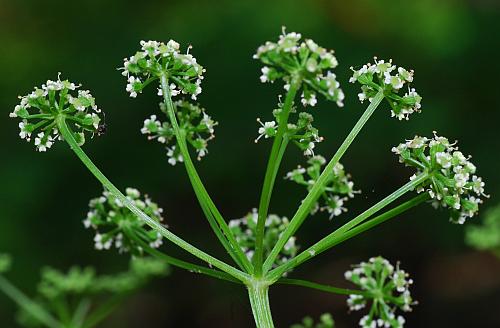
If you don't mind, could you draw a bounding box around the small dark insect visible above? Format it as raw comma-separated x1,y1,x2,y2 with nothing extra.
97,123,107,136
97,112,107,136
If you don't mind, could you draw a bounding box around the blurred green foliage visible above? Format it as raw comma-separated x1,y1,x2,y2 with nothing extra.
466,203,500,257
1,0,499,327
290,312,335,328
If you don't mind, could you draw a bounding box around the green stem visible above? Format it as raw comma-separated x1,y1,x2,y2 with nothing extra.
124,228,240,284
254,77,300,276
70,298,91,328
268,187,429,281
160,74,253,274
247,280,274,328
0,275,62,328
56,116,249,283
53,297,71,325
277,278,366,296
81,295,124,328
263,90,385,274
328,193,430,248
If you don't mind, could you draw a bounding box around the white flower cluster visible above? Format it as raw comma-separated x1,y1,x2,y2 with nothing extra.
254,27,344,108
141,101,218,164
350,58,422,120
392,133,487,224
10,75,102,151
83,187,165,254
121,40,204,100
255,103,323,157
345,257,414,328
228,209,299,268
286,155,358,218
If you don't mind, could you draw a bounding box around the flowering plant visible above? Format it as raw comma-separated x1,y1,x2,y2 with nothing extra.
5,28,488,327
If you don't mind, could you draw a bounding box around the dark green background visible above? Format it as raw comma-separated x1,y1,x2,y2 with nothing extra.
1,0,499,327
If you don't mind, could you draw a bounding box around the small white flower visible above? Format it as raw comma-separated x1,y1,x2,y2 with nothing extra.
126,76,141,98
83,217,91,228
436,152,452,169
34,132,53,152
255,119,277,143
301,92,317,107
141,115,161,135
260,66,271,83
303,141,315,156
384,72,404,90
18,120,31,140
167,146,184,166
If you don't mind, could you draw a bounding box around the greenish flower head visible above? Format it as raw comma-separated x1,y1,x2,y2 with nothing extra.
84,187,165,254
466,203,500,256
345,257,414,328
350,58,421,120
254,27,344,107
36,257,168,299
141,101,218,164
228,209,299,268
0,253,12,273
121,40,204,100
286,155,358,219
9,74,103,151
18,258,168,327
38,266,96,300
291,313,335,328
91,257,169,293
392,133,487,224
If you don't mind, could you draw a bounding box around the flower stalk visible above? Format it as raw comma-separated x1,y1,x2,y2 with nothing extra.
263,90,385,274
254,75,301,276
125,228,239,283
0,275,61,328
159,74,253,273
268,177,429,280
56,116,249,283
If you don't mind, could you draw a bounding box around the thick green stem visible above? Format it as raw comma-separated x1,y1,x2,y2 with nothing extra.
56,116,249,283
254,77,300,276
0,275,61,328
247,281,274,328
160,74,253,273
268,185,429,280
263,90,385,273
